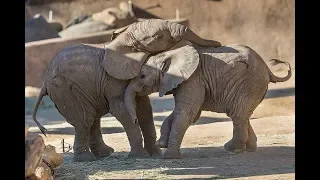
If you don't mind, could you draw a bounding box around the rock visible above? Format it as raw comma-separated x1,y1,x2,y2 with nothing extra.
49,21,63,32
92,1,137,29
65,14,90,29
25,14,60,43
58,18,112,38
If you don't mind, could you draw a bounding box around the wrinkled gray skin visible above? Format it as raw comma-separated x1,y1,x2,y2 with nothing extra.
124,44,292,159
32,19,221,162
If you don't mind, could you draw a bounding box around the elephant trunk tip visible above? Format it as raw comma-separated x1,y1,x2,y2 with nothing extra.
203,39,221,48
134,118,138,124
184,28,222,48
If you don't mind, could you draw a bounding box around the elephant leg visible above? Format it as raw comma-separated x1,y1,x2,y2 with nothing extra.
224,120,257,153
155,112,173,148
89,118,114,158
224,81,267,153
136,95,162,157
155,109,202,149
246,121,257,151
224,115,249,153
73,123,96,162
49,85,96,162
109,99,149,158
162,86,205,159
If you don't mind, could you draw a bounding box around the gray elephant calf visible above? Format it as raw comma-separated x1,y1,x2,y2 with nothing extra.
32,19,221,162
124,44,292,159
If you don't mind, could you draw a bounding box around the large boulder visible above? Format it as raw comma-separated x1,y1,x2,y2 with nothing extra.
92,1,137,29
65,15,91,29
25,14,60,43
58,17,111,38
59,1,137,38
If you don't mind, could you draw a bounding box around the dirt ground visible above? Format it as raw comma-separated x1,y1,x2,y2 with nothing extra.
25,69,295,179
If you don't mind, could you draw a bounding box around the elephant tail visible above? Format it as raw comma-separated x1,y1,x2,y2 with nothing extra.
268,59,292,83
32,86,48,136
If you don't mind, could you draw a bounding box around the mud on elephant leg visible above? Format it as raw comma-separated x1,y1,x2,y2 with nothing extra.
110,100,149,158
89,118,114,158
73,124,96,162
136,96,162,156
155,112,174,148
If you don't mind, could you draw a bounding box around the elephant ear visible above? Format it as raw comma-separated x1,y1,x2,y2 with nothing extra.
158,45,199,97
103,48,148,80
103,22,147,80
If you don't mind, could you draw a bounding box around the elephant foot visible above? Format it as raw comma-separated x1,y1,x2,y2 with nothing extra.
162,150,183,159
128,147,150,158
224,139,246,153
246,139,257,152
145,145,162,157
155,138,168,148
91,144,114,158
73,151,96,162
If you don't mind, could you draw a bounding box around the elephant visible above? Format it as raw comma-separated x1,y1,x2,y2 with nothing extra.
31,19,221,162
123,44,292,159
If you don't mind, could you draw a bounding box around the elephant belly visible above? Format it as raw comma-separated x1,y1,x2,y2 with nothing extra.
201,99,225,113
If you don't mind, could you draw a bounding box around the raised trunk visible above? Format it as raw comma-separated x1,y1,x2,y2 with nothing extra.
166,21,221,47
124,82,139,123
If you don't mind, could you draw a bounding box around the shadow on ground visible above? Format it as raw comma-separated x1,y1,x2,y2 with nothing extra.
55,146,294,179
154,115,231,125
34,127,125,135
264,87,295,99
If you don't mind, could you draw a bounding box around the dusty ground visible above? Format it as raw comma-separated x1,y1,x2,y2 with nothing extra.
25,68,295,179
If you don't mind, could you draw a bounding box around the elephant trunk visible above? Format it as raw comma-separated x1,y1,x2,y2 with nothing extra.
167,21,221,47
124,82,139,124
183,28,221,47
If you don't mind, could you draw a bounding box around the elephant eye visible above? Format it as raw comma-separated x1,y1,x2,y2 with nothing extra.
140,74,145,79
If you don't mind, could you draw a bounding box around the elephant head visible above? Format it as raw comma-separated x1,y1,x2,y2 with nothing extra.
103,19,220,80
123,45,200,123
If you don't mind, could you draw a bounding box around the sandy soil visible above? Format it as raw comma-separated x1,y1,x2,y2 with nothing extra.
25,69,295,179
